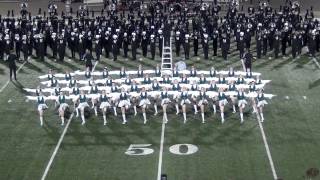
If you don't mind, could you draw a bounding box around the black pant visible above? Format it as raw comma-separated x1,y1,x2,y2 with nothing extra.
10,67,17,80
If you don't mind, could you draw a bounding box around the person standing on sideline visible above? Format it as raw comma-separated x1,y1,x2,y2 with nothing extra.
8,50,17,81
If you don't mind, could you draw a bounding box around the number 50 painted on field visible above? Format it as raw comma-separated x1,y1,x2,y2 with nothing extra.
125,144,198,156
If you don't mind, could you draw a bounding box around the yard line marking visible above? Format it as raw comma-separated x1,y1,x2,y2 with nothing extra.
157,122,166,180
40,113,74,180
256,114,278,180
0,61,27,93
311,58,320,69
93,61,98,69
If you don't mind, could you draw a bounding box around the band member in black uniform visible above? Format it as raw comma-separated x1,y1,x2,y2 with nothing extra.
150,34,156,60
221,35,229,60
14,34,22,61
131,32,137,60
57,34,66,61
122,32,129,58
193,30,199,56
21,35,29,62
291,32,298,58
78,32,85,60
141,31,148,57
202,33,209,60
273,31,280,59
103,30,111,58
51,32,58,59
94,34,102,61
212,29,218,56
112,34,118,61
175,30,181,57
243,49,252,72
68,32,77,59
256,31,262,59
37,34,45,61
308,31,317,57
184,34,190,59
158,29,163,57
262,29,268,56
8,51,17,80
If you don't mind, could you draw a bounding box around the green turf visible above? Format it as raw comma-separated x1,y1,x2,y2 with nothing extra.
0,47,320,180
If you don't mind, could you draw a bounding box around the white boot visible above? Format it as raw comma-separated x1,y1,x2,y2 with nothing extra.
81,115,86,125
61,117,65,126
164,113,168,123
103,114,107,125
40,117,43,126
221,113,225,124
252,106,257,114
113,107,117,116
76,108,79,117
133,106,137,116
143,113,147,124
193,105,198,115
260,113,264,122
122,114,127,124
213,104,216,114
201,113,205,123
175,104,180,115
154,104,158,116
94,107,98,116
240,113,244,124
183,113,187,123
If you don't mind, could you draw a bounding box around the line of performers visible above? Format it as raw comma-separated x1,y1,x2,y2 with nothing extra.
30,70,271,127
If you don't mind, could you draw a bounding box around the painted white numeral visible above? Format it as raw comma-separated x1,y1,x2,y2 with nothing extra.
169,144,198,155
125,144,154,156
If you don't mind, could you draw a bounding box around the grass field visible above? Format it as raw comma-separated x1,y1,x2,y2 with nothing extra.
0,45,320,180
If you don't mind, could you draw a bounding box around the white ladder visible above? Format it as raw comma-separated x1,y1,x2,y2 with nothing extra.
161,38,173,75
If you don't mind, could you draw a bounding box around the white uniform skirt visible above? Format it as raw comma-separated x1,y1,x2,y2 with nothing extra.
139,99,151,107
238,99,247,107
59,103,69,111
78,102,89,109
219,99,228,106
161,98,171,106
100,102,111,109
118,100,131,107
38,104,48,111
198,99,208,106
180,99,191,106
257,100,268,107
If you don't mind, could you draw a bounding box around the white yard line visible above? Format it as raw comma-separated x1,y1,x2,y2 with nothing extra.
41,61,98,180
93,61,98,72
311,58,320,69
256,114,278,180
0,61,27,93
40,113,74,180
157,122,166,180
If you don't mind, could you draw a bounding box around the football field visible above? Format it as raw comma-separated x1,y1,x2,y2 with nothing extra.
0,48,320,180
